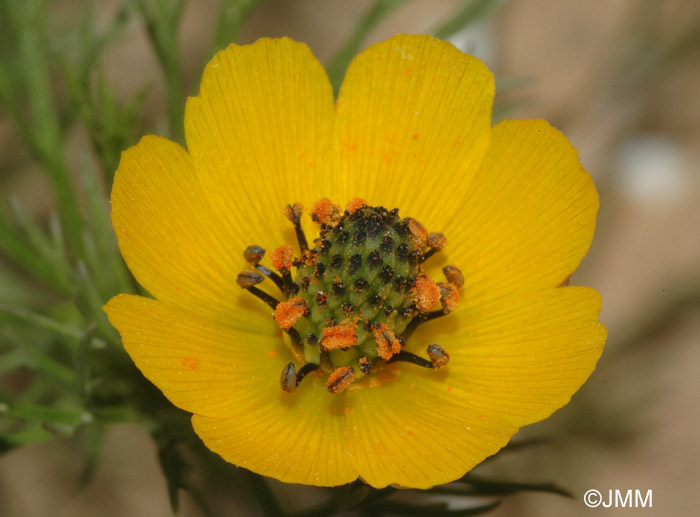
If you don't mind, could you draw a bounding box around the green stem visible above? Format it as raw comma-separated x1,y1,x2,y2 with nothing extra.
432,0,510,40
5,0,84,256
325,0,411,93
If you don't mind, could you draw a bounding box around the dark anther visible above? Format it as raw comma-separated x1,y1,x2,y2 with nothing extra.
396,243,409,261
399,306,415,319
380,235,394,254
243,245,265,265
330,254,343,269
383,305,395,317
443,265,465,289
300,276,310,290
427,344,450,368
387,351,433,368
237,270,264,289
364,320,379,331
320,239,332,254
337,230,350,245
287,282,300,295
325,317,337,327
307,333,318,346
315,291,327,306
284,203,308,253
379,265,394,284
342,302,355,315
354,278,369,292
237,269,280,310
296,362,320,386
409,249,423,265
280,363,297,393
332,281,346,296
314,262,326,279
367,250,382,268
326,366,355,394
394,276,407,292
369,293,382,307
395,220,410,238
405,277,416,292
358,356,371,374
353,229,367,246
348,254,362,275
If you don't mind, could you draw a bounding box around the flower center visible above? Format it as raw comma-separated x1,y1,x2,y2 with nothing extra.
237,198,463,394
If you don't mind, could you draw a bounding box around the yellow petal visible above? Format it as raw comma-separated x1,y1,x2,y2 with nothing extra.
185,38,335,251
344,286,605,488
192,400,355,487
105,293,355,486
332,34,494,228
104,294,274,417
444,119,599,300
111,136,245,322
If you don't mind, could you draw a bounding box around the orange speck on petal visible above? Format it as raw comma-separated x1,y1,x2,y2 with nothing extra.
411,132,419,140
274,297,307,331
270,244,293,273
321,325,357,350
345,198,366,214
415,273,440,312
181,356,199,370
311,198,341,225
372,324,401,360
268,350,277,357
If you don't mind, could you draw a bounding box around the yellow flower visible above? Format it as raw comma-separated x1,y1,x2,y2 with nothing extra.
104,34,606,489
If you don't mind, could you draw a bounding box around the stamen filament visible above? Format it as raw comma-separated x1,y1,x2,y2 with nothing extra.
256,265,287,292
246,286,280,310
388,350,433,368
296,362,320,386
421,248,438,262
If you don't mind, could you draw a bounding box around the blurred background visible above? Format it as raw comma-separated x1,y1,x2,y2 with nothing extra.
1,0,698,515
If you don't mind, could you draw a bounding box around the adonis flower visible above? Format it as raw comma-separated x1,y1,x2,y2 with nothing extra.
104,34,606,489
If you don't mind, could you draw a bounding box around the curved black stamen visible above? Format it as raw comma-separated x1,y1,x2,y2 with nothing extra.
400,310,448,342
247,286,280,310
421,248,438,262
296,362,320,386
286,327,305,359
255,265,286,292
388,350,433,368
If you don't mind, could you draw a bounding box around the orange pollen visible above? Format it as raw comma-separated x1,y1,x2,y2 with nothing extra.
372,324,401,360
405,217,428,249
311,198,341,225
270,244,293,273
326,366,355,394
415,273,440,312
321,325,357,350
283,202,303,223
274,297,307,331
345,198,367,214
443,265,465,289
438,282,460,313
427,232,447,250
